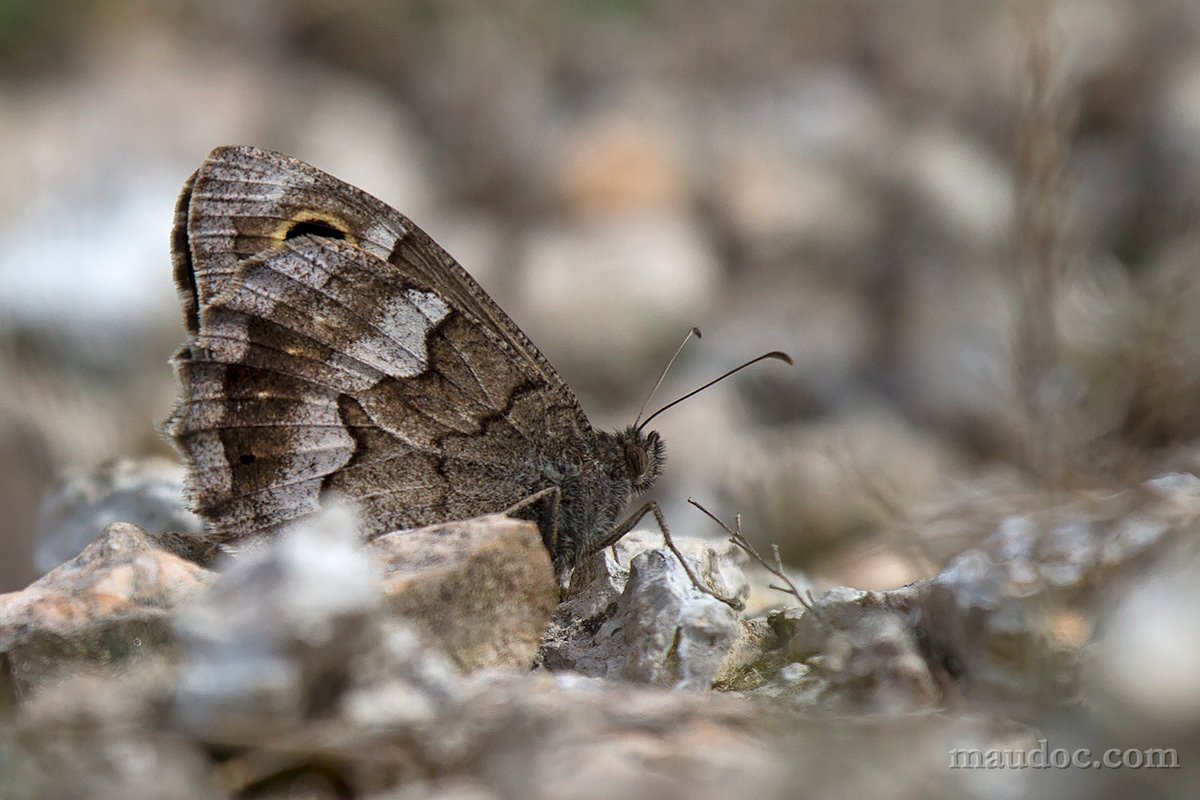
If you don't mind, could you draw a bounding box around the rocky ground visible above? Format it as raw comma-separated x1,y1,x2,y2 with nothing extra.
2,463,1199,798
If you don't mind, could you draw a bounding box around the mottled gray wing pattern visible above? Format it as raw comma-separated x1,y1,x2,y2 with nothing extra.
173,144,576,399
167,146,592,540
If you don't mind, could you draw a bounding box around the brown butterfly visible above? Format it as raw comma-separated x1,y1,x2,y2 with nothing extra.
166,145,788,584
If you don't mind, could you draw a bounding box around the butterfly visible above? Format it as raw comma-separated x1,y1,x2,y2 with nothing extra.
163,144,677,585
166,146,789,585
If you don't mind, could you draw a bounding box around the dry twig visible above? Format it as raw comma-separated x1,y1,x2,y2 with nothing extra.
687,498,825,625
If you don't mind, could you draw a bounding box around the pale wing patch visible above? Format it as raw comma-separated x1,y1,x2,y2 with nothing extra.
360,220,407,259
185,431,234,498
344,288,450,378
405,288,451,325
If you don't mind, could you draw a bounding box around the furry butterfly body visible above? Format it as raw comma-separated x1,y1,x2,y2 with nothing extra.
166,145,663,581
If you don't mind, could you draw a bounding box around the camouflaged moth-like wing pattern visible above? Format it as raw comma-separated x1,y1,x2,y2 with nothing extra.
165,146,660,575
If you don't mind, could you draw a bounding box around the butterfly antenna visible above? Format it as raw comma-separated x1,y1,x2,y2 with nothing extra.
636,351,793,432
633,326,703,428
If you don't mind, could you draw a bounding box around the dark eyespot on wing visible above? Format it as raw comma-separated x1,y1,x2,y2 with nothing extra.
285,220,347,241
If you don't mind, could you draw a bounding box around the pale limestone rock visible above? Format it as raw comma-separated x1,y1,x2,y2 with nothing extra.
537,531,746,690
0,522,215,698
370,513,558,672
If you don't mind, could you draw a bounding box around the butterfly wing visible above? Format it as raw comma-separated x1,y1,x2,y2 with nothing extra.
167,146,593,540
174,144,573,393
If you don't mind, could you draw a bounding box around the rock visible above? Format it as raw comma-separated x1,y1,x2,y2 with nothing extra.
1100,473,1200,566
1153,55,1200,219
914,479,1196,705
619,550,740,690
33,457,202,573
379,779,500,800
730,474,1200,710
0,522,216,699
706,69,891,274
816,605,940,712
732,585,938,712
733,562,1069,711
553,111,691,221
715,150,879,269
12,505,556,720
896,124,1015,248
461,672,777,800
369,514,558,672
4,666,224,800
5,653,776,800
711,616,785,691
2,514,775,799
708,277,875,420
537,531,746,690
890,266,1017,447
168,504,468,779
1086,557,1200,730
171,503,391,737
337,622,463,739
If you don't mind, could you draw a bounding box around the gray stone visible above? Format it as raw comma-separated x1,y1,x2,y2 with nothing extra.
749,472,1200,709
728,584,936,711
515,215,720,387
619,550,740,690
3,668,223,800
1086,557,1200,731
712,616,786,692
461,672,777,800
724,404,957,567
537,531,746,691
5,653,776,800
168,503,468,765
33,458,202,573
171,503,389,737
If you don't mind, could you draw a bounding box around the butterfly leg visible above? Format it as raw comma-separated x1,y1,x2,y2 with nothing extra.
503,486,562,553
593,501,664,552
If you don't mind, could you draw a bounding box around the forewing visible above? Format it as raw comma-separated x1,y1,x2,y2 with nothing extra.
176,145,576,396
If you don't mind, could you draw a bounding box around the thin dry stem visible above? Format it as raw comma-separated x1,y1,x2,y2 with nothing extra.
688,498,825,624
1010,0,1079,483
659,524,746,612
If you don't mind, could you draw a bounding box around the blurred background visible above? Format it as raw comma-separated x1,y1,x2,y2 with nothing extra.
3,0,1200,594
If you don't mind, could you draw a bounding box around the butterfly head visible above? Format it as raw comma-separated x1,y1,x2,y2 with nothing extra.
622,427,665,494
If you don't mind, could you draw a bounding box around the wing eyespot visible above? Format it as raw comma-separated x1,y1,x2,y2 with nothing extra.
284,219,347,241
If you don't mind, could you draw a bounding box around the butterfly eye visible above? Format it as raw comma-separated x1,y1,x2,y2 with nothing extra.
627,444,648,477
284,219,347,241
